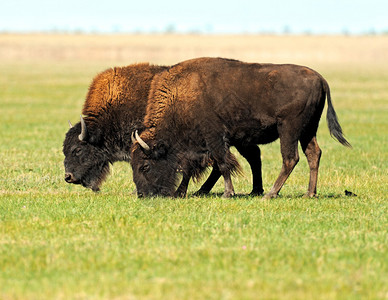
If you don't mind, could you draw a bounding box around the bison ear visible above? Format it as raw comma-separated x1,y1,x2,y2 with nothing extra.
152,141,168,159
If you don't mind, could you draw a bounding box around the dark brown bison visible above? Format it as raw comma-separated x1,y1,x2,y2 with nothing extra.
131,57,351,198
62,63,264,195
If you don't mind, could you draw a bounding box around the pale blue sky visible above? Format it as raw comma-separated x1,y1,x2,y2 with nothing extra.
1,0,387,34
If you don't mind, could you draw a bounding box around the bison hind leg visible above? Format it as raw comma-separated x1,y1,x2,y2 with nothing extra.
264,138,300,199
300,136,322,198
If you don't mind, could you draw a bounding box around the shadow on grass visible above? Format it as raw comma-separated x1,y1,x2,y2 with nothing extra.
189,190,357,199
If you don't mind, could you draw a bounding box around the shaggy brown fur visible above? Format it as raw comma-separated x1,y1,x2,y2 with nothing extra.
63,62,264,195
131,57,351,198
83,64,158,122
63,63,168,191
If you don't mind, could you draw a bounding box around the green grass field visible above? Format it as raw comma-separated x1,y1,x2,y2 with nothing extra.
0,35,387,299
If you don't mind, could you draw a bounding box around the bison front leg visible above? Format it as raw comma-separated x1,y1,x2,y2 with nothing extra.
174,173,191,197
219,153,238,198
198,166,234,198
235,144,264,196
222,171,235,198
194,164,222,195
204,134,239,198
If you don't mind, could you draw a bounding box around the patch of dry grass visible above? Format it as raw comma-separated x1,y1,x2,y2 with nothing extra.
1,33,388,68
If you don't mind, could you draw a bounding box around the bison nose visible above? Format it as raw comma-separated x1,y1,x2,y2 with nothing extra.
137,192,144,198
65,173,74,183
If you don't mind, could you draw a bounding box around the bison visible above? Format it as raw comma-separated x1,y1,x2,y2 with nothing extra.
131,57,351,198
62,63,264,195
62,63,166,191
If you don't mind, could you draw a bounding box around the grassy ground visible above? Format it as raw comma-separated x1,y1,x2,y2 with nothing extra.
0,34,387,299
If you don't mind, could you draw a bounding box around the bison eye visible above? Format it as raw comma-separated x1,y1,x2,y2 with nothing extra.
74,148,82,157
140,164,150,173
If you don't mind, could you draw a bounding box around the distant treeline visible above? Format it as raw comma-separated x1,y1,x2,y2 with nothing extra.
1,26,388,36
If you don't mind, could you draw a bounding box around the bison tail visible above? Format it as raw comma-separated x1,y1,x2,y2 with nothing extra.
324,80,352,148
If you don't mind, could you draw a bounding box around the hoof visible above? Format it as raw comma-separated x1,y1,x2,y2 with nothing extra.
262,193,277,200
173,190,187,198
249,189,264,196
222,191,235,198
303,192,317,198
193,189,209,196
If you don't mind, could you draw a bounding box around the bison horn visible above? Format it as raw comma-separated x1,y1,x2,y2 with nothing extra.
79,115,88,141
131,131,137,145
134,130,150,151
68,120,73,128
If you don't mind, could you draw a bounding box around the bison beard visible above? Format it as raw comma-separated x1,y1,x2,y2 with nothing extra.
130,57,351,198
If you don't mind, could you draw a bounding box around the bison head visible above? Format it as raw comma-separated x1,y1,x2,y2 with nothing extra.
130,131,178,197
63,116,110,192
